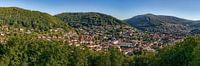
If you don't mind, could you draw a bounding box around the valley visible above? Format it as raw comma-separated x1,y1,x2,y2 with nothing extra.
0,7,196,55
0,7,199,66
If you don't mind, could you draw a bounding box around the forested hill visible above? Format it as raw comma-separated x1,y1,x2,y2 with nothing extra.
126,14,200,35
0,7,69,31
55,12,128,28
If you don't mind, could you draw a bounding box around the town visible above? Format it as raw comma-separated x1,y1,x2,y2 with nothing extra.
0,25,185,56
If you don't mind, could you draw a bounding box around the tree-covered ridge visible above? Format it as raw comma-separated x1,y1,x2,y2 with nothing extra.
0,7,69,31
55,12,127,28
126,14,198,35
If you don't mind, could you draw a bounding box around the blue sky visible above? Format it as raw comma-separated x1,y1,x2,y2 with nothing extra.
1,0,200,20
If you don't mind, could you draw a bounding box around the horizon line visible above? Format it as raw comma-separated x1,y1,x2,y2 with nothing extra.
1,6,199,21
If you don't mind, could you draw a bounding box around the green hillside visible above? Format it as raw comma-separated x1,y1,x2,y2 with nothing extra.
126,14,193,35
0,7,69,31
55,12,127,28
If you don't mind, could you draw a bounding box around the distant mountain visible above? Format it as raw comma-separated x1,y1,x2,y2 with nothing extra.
0,7,69,31
126,14,200,35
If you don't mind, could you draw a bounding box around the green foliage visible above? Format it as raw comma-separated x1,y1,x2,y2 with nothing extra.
68,46,89,66
94,52,111,66
0,36,70,66
189,38,200,66
0,36,125,66
109,47,124,66
156,37,200,66
0,36,200,66
55,12,127,28
0,7,69,31
129,52,156,66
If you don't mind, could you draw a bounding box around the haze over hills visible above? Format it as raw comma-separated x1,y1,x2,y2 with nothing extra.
126,14,200,35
